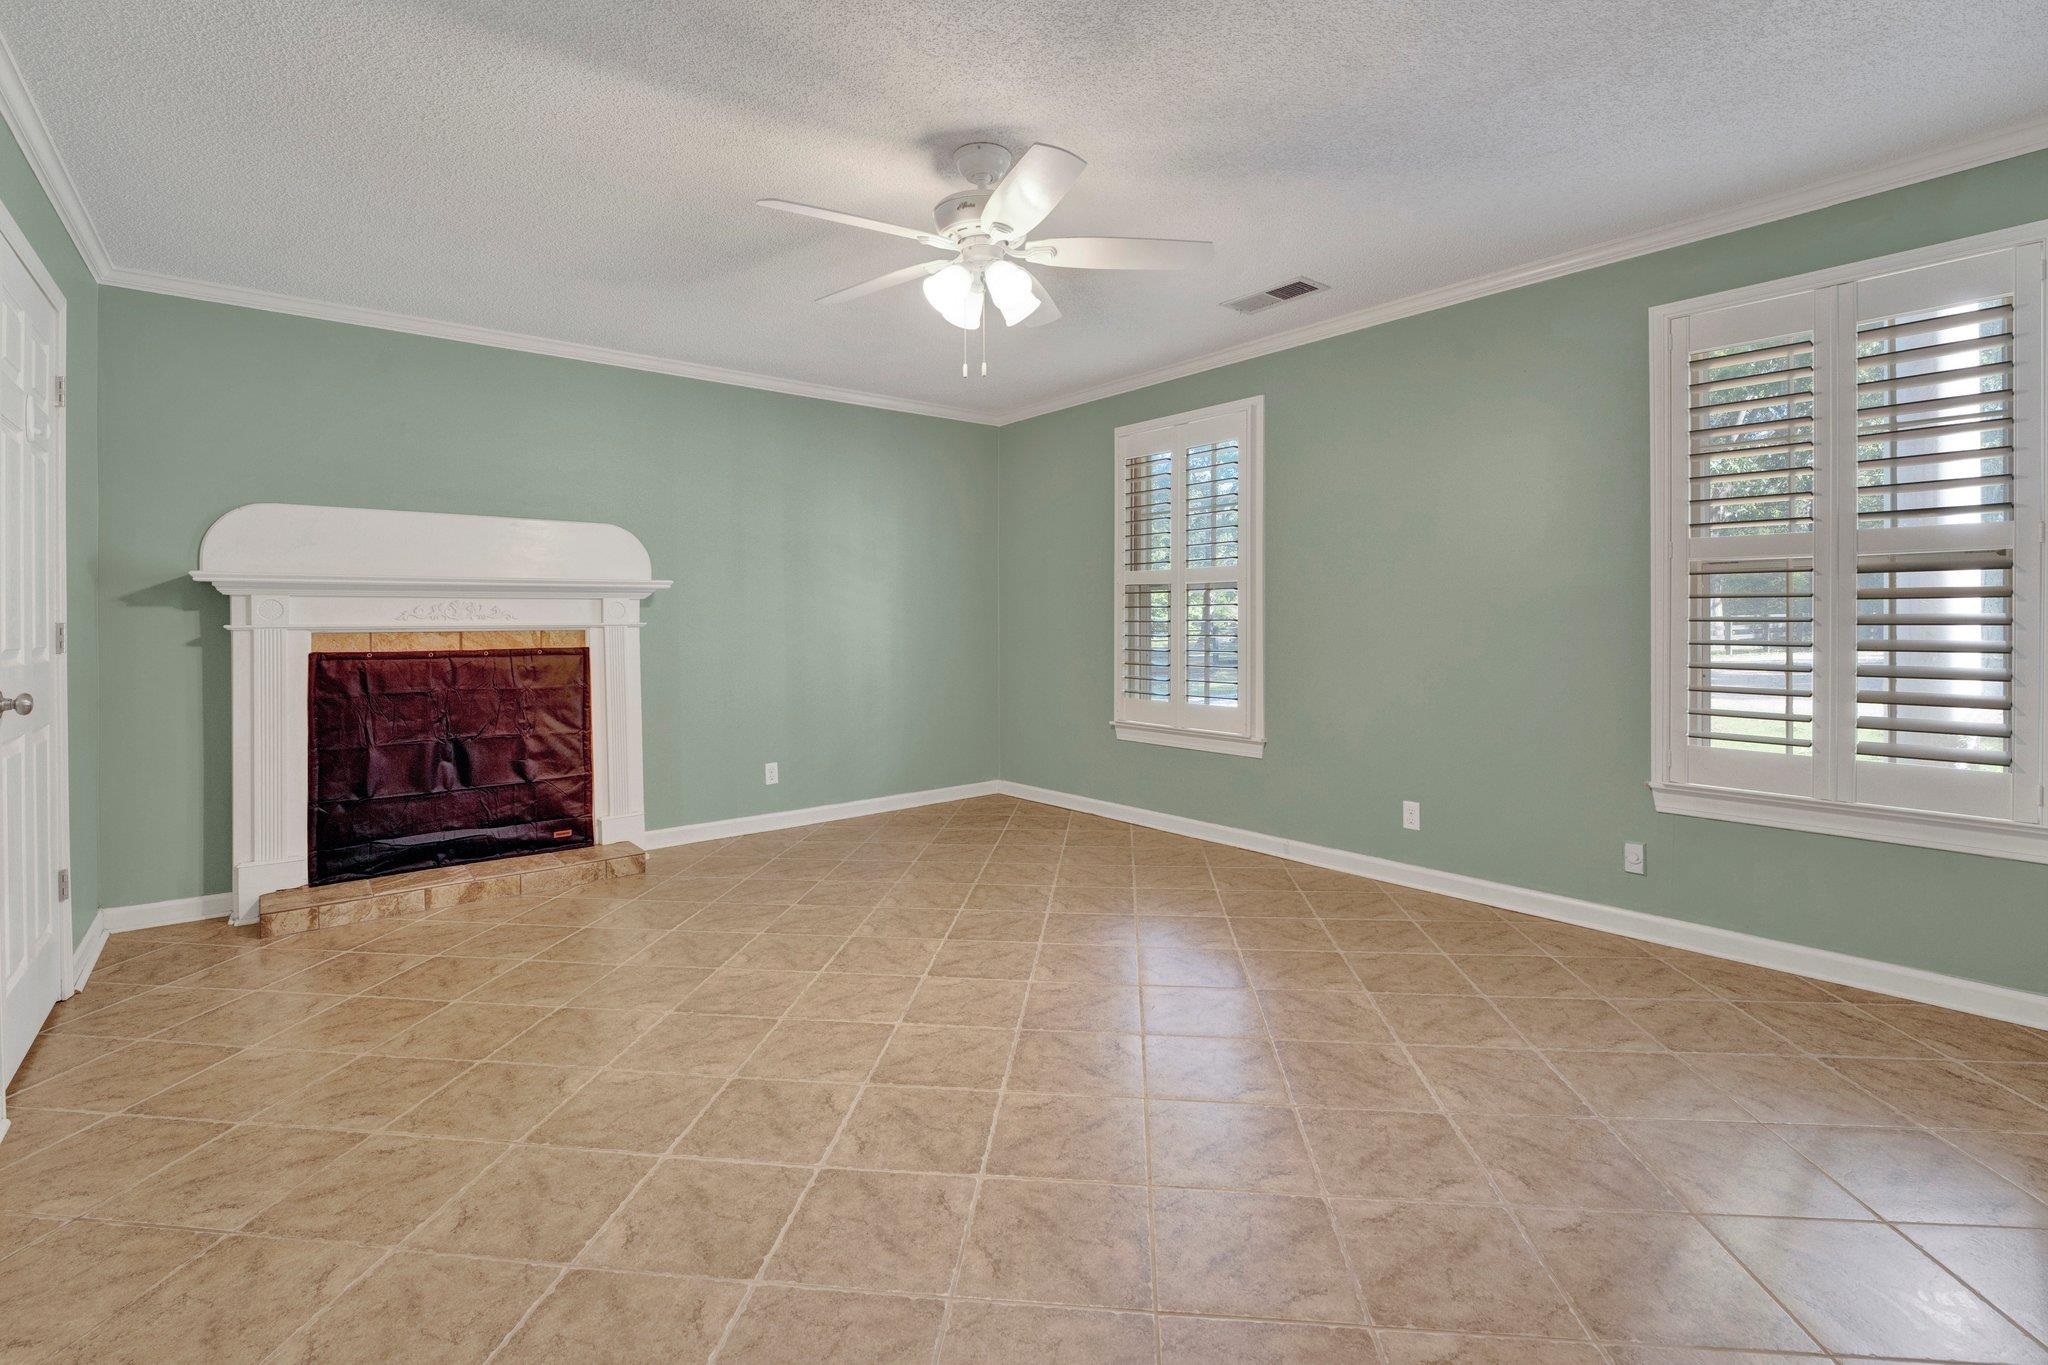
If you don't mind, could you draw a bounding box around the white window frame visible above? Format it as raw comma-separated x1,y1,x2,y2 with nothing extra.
1650,219,2048,863
1113,396,1266,758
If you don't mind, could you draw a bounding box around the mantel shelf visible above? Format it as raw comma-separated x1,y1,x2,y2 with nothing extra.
191,572,671,598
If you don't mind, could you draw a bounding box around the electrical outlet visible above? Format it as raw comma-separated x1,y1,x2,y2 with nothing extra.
1623,841,1646,875
764,762,779,786
1401,800,1421,831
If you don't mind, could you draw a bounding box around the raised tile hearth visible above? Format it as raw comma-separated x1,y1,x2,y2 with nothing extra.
255,842,648,938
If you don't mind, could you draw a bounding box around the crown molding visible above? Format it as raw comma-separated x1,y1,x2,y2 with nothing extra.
1,12,2043,430
986,114,2048,424
0,28,112,278
95,262,998,423
0,27,994,424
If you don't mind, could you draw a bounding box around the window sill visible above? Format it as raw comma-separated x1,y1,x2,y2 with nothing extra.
1114,722,1265,758
1648,780,2048,866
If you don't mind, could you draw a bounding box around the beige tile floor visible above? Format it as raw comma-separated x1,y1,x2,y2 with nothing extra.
3,794,2046,1363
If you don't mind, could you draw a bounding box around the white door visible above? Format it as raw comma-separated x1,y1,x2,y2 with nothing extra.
0,225,63,1089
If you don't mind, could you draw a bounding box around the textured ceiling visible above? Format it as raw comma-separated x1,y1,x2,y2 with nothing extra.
6,1,2048,419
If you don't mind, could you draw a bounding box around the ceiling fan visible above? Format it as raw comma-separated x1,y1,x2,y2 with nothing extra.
759,142,1213,373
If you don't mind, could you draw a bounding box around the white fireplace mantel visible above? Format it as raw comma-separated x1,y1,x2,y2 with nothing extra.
193,503,671,923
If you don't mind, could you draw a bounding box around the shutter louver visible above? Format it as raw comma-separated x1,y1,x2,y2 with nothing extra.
1186,585,1240,706
1125,451,1172,569
1123,586,1172,700
1854,552,2014,768
1186,440,1240,568
1121,446,1174,706
1689,334,1816,536
1854,299,2015,528
1688,561,1815,753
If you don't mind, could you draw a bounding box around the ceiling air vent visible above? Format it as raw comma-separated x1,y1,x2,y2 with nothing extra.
1222,278,1328,314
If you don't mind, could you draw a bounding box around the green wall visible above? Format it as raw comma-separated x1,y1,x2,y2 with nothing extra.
995,150,2048,995
0,120,98,938
97,291,998,907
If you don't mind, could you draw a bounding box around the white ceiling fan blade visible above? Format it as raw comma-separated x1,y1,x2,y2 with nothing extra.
981,144,1086,240
757,199,950,249
1021,275,1061,328
816,259,950,305
1028,236,1214,270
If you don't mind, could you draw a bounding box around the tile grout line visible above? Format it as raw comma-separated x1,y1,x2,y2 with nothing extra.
703,813,999,1362
1447,942,1703,1354
1230,878,1378,1341
1358,908,1615,1355
251,1095,580,1364
1889,1220,2048,1354
1136,855,1173,1365
934,818,1037,1364
1421,917,1857,1357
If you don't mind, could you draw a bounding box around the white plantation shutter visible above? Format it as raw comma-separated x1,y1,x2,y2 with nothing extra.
1688,333,1816,536
1687,561,1815,754
1186,583,1241,706
1654,230,2048,853
1114,399,1264,755
1668,291,1828,796
1124,450,1172,573
1843,250,2039,820
1122,585,1171,701
1186,440,1241,568
1853,552,2012,769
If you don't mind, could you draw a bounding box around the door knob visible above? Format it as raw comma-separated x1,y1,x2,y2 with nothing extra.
0,691,32,717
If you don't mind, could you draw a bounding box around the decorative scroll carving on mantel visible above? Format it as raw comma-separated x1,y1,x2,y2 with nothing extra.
394,600,519,622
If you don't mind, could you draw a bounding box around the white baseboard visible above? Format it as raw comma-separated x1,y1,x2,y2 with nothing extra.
74,789,1007,994
101,892,234,935
996,781,2048,1030
80,776,2038,1029
68,913,107,994
68,895,231,994
642,780,1003,849
74,785,1002,989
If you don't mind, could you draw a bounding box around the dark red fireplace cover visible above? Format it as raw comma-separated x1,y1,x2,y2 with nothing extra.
308,647,593,884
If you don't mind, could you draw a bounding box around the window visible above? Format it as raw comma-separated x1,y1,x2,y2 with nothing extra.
1651,225,2047,861
1114,397,1265,756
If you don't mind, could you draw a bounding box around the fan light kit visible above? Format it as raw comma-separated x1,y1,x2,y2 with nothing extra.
759,142,1214,376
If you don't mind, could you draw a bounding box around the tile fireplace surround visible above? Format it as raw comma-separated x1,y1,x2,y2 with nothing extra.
192,504,671,924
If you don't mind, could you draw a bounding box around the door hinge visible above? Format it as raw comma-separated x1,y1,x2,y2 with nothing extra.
53,374,64,408
56,868,69,902
53,621,65,655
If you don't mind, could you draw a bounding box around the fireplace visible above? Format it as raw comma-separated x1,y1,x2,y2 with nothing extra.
193,503,670,924
308,644,594,883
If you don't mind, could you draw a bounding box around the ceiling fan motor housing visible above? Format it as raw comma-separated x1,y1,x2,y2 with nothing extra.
934,192,989,236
